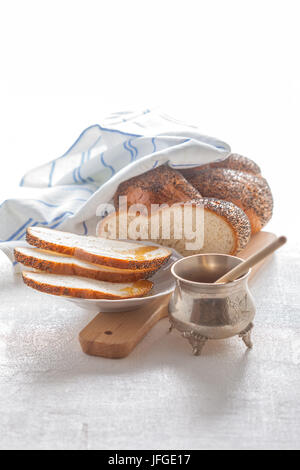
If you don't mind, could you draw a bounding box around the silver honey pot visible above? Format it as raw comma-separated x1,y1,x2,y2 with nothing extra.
168,254,256,355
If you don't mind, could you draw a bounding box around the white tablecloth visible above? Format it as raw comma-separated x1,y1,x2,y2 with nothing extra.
0,233,299,450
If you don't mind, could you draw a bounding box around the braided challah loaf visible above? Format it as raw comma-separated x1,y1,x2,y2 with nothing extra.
110,154,273,255
186,167,273,234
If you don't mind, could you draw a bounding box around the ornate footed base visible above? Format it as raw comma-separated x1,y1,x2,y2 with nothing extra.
168,318,254,355
239,322,254,349
182,331,208,356
168,319,208,355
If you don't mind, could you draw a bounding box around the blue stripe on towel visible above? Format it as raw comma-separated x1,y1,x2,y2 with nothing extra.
16,230,30,241
123,141,135,162
50,216,71,230
77,153,86,184
6,218,34,242
35,211,74,226
58,125,141,160
56,125,104,160
35,200,60,209
13,211,75,241
48,161,56,187
38,211,74,231
82,221,88,235
14,221,43,241
49,211,74,223
73,167,78,184
100,153,115,176
128,139,138,160
18,123,141,190
98,124,141,139
151,137,157,153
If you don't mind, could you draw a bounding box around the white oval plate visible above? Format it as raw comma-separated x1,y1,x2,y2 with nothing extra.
65,246,182,312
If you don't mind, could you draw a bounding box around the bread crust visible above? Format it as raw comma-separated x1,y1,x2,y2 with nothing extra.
15,248,158,283
114,164,202,212
98,198,251,255
22,272,153,300
200,198,251,254
73,247,169,270
180,153,261,178
187,168,273,233
26,228,172,270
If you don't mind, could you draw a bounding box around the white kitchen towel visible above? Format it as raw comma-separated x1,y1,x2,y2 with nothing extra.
0,109,230,265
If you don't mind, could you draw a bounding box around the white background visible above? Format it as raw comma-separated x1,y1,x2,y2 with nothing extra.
1,0,299,240
1,0,300,450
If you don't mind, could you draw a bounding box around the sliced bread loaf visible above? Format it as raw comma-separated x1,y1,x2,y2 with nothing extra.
186,168,273,233
26,227,172,269
22,271,153,300
98,199,251,256
15,247,159,282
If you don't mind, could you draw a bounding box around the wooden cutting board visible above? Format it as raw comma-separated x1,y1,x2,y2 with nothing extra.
79,231,276,359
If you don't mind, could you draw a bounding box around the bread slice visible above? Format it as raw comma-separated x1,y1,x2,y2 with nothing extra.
180,153,261,178
98,199,251,256
22,271,153,300
114,164,202,213
26,227,172,269
186,168,273,233
15,247,159,283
